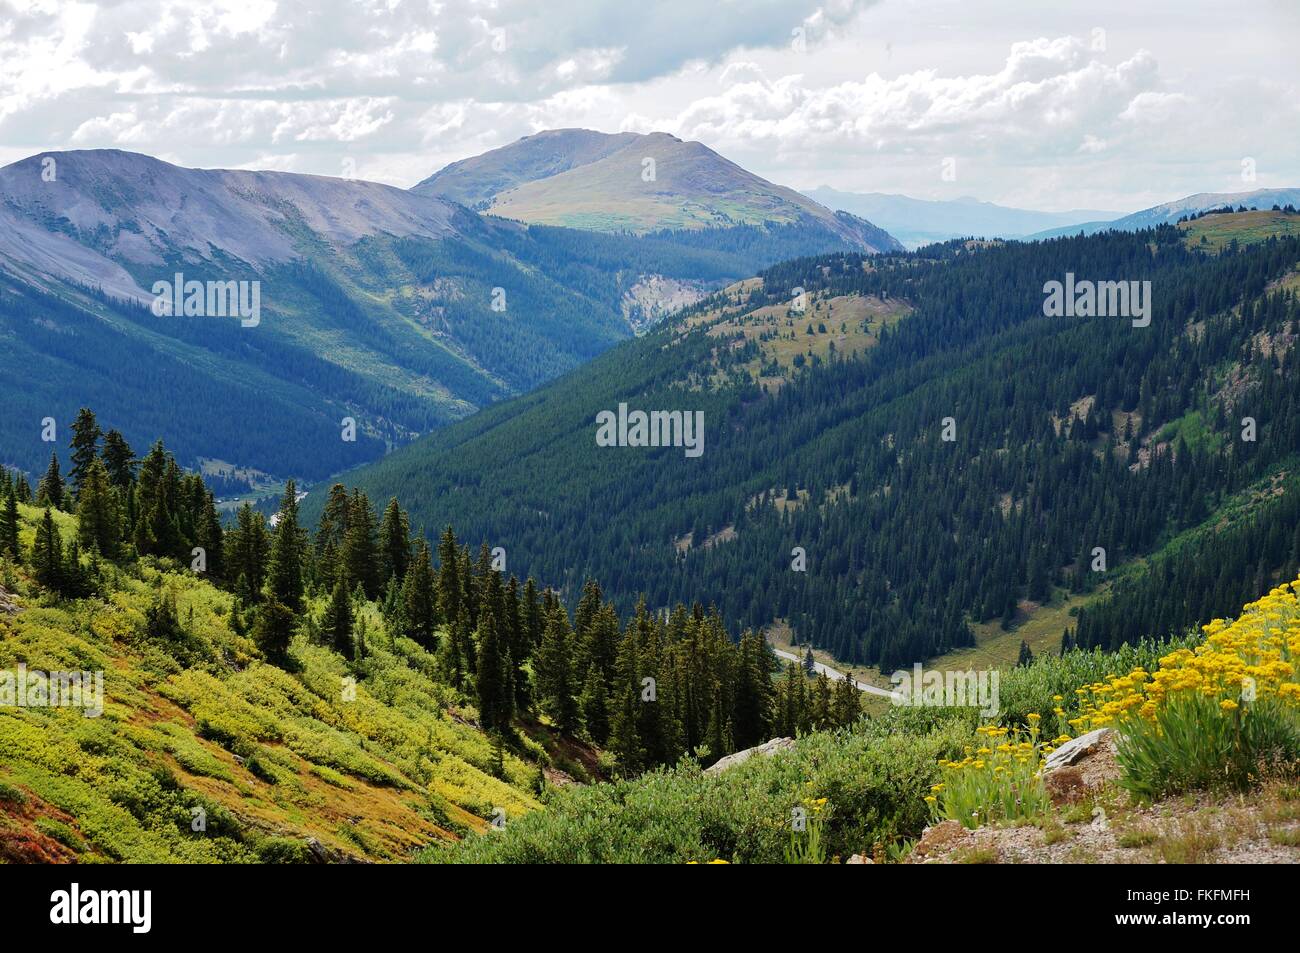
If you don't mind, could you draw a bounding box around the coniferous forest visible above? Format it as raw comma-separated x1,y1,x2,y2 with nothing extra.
324,226,1300,669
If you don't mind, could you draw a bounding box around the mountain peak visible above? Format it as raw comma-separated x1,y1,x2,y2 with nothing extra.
412,128,901,252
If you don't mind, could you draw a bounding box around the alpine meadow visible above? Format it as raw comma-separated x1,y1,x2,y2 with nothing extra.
1,0,1299,926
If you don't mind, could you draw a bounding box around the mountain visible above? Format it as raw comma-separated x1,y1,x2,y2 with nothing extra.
414,129,901,252
1024,187,1300,240
804,187,1120,248
0,149,876,487
311,212,1300,673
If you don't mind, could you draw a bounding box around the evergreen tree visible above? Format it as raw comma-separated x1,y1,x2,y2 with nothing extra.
0,482,19,560
323,577,354,659
377,498,411,587
579,664,611,745
608,629,643,774
100,429,136,489
68,408,102,494
225,504,270,602
314,483,352,582
401,538,438,648
36,453,64,509
535,607,579,733
475,606,512,734
253,598,296,668
436,525,462,626
75,457,118,556
342,490,380,600
31,507,63,590
265,481,304,613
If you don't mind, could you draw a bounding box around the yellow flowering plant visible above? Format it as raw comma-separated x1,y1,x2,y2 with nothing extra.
1072,579,1300,799
927,720,1052,829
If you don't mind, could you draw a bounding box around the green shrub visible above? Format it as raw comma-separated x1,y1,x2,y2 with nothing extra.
1116,694,1300,800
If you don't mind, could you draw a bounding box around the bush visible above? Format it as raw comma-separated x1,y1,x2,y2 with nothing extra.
434,716,971,864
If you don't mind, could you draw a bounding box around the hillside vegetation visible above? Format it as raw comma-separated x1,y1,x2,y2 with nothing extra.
318,216,1300,674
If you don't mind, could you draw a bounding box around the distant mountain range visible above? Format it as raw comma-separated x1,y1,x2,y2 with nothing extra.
1021,187,1300,240
0,135,898,485
804,187,1119,248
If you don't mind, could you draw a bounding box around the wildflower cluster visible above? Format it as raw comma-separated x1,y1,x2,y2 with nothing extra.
1073,579,1300,798
927,716,1057,828
1071,579,1300,732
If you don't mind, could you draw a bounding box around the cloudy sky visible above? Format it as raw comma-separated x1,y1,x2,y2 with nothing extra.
2,0,1297,213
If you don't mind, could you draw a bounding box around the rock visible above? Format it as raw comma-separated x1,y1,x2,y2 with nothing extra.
304,837,368,864
1042,727,1113,773
704,737,796,775
0,586,20,616
846,854,874,864
1042,728,1121,805
910,819,969,861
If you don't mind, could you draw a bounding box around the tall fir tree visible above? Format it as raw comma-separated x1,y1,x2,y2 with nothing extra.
323,577,354,659
377,498,411,587
68,408,102,495
265,481,304,612
36,453,64,510
475,606,512,734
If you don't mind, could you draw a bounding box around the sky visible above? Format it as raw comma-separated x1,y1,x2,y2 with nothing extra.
1,0,1297,214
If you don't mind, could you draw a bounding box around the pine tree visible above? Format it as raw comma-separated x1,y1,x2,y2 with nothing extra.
608,630,643,774
475,606,512,734
100,429,136,488
377,498,411,587
535,607,579,733
68,408,102,495
811,672,832,729
342,490,379,600
0,482,19,560
14,474,32,504
323,577,354,659
36,453,64,509
225,504,270,602
579,664,610,745
314,483,352,582
75,457,118,556
31,507,63,590
436,525,462,626
1017,640,1034,667
401,538,438,648
253,597,296,668
265,481,304,612
802,644,815,676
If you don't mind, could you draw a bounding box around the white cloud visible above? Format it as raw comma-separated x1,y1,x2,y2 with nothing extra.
0,0,1295,211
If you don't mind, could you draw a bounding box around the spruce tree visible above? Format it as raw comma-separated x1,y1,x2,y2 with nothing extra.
253,597,296,668
1,483,19,560
75,457,118,556
323,577,354,659
342,490,379,600
36,453,64,509
436,526,461,626
535,607,578,733
475,606,511,734
31,507,63,590
265,481,304,613
100,429,136,488
68,407,102,494
377,498,411,587
401,538,437,648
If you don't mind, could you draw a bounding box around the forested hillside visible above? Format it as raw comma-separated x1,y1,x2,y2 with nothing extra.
318,215,1300,671
0,410,867,860
0,150,885,488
